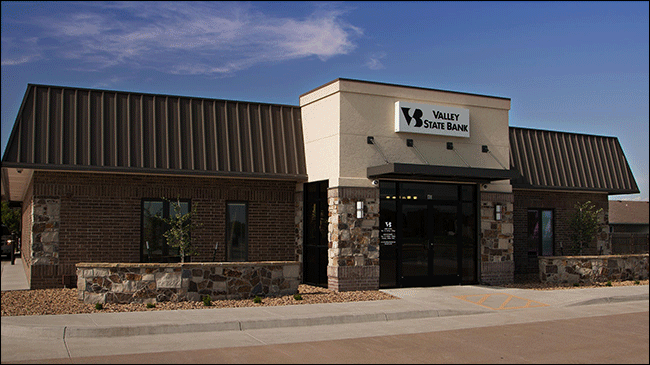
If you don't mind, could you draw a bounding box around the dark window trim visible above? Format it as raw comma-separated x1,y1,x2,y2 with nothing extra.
226,201,249,262
140,198,191,263
527,208,555,256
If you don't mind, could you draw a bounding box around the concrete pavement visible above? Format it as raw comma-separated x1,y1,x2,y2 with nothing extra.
2,257,649,363
1,258,29,292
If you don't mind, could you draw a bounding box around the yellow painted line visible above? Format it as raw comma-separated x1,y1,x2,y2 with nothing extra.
454,293,548,310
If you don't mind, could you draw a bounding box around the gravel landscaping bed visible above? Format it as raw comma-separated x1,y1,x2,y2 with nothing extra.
2,280,647,317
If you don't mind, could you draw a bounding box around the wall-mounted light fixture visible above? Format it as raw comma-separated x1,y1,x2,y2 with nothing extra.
447,142,454,150
495,204,502,221
356,201,364,219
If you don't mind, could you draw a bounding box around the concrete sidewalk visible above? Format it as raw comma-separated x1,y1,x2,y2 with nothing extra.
2,256,648,340
0,257,29,292
1,257,648,363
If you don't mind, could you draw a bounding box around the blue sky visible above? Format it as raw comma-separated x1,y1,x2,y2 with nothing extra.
2,1,648,200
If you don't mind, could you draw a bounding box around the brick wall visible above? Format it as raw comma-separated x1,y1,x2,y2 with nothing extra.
513,189,609,282
26,170,299,289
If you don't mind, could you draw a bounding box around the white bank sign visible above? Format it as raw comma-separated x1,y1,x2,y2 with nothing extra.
395,101,470,138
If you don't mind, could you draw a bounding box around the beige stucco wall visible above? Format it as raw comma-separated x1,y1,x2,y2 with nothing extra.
300,79,513,192
300,89,341,185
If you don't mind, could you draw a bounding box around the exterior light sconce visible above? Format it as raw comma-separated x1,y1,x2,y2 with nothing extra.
356,201,364,219
447,142,454,150
495,204,502,221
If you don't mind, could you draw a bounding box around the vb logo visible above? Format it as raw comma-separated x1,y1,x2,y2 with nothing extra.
401,107,424,127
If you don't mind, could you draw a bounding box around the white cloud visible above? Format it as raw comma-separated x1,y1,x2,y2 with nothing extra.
7,1,362,75
1,55,39,66
366,52,386,70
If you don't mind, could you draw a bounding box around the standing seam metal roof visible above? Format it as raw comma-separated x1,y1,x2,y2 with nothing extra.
509,127,639,195
1,84,307,180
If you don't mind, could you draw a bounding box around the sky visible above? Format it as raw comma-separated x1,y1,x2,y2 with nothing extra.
2,1,648,201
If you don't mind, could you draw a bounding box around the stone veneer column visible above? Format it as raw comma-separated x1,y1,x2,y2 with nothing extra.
480,192,514,285
31,196,60,265
327,187,380,291
596,210,611,255
294,182,304,281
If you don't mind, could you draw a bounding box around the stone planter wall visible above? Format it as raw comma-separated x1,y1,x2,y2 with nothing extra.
539,254,649,284
76,261,300,304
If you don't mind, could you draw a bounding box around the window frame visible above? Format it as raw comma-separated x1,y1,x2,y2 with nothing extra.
140,198,191,263
527,208,555,256
226,201,249,262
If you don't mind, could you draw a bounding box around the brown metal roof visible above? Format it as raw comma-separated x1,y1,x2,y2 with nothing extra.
509,127,639,195
609,200,649,225
2,84,307,180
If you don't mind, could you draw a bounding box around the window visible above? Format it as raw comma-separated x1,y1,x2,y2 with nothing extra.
141,199,190,262
527,209,554,256
226,202,248,261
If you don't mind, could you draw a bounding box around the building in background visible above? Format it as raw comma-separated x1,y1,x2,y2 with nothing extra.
608,200,649,255
609,201,649,234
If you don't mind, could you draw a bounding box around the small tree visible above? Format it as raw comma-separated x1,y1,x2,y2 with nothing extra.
158,197,202,262
1,201,21,234
567,201,603,255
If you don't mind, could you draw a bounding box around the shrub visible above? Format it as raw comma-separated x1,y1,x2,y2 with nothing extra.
95,303,103,310
253,295,262,304
202,295,212,306
606,281,612,287
573,283,580,287
146,302,156,308
293,293,303,300
567,201,603,255
634,280,640,285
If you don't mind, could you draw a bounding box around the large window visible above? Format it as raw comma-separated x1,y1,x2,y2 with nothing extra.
226,202,248,261
527,209,554,256
141,199,190,262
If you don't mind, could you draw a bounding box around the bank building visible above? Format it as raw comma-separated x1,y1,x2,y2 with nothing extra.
1,78,639,293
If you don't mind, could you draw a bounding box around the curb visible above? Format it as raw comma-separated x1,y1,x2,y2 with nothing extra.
566,293,649,307
1,308,488,339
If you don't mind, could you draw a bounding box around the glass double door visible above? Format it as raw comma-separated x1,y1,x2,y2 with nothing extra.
401,202,460,287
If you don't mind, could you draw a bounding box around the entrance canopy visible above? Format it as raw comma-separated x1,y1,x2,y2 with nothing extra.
368,163,518,183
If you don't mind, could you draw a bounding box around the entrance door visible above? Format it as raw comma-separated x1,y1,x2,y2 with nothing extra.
303,180,329,287
399,202,461,287
400,202,430,287
379,181,477,288
430,204,460,285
